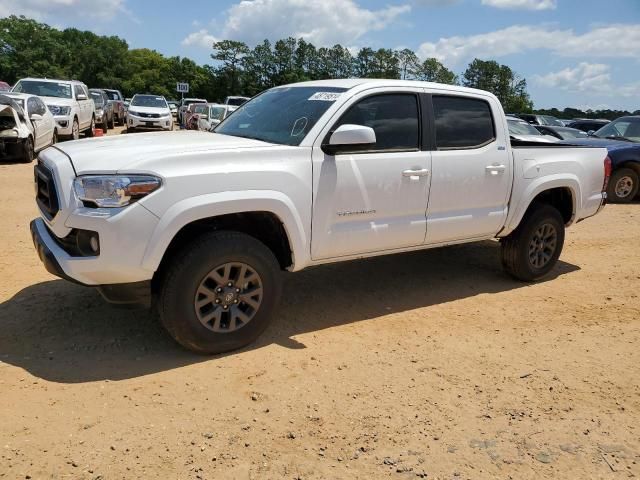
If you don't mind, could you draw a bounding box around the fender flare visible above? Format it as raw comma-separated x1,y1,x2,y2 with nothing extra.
502,175,581,236
141,190,307,272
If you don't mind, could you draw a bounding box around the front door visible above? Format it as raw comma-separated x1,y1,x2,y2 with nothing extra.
311,92,431,260
425,94,512,244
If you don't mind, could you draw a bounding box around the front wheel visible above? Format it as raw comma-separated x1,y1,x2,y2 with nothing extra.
85,116,96,137
159,231,282,354
21,136,34,163
109,114,115,129
607,168,639,203
501,204,565,282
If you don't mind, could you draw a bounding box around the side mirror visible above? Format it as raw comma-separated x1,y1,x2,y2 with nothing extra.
30,113,43,122
77,93,87,101
587,130,595,136
322,124,376,155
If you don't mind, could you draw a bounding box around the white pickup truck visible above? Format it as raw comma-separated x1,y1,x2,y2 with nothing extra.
30,79,609,354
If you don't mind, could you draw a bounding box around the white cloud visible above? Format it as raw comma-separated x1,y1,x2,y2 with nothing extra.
181,0,411,48
0,0,127,19
535,63,640,98
417,24,640,67
181,29,218,48
481,0,556,10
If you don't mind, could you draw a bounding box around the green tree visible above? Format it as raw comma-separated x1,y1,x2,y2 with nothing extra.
462,59,532,112
395,48,419,80
414,58,457,85
211,40,250,94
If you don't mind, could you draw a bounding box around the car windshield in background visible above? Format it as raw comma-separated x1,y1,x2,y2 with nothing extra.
541,116,564,127
507,119,541,136
210,107,226,121
13,80,72,99
215,86,347,146
184,100,205,107
103,91,119,100
594,117,640,142
227,98,247,106
131,95,167,108
193,104,207,114
90,92,105,105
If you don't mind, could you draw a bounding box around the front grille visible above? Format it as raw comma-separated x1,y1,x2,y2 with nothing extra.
34,163,59,220
138,112,161,118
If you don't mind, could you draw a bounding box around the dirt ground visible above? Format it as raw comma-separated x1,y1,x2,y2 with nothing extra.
1,126,639,479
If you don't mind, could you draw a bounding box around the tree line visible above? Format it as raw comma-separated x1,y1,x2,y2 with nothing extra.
0,15,635,119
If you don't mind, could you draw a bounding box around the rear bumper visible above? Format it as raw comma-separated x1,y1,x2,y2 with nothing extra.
30,218,151,309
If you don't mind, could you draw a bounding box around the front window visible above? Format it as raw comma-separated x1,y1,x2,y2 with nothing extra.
594,117,640,142
215,86,347,146
90,92,105,106
131,95,168,108
507,119,541,136
13,80,72,99
433,96,495,149
192,104,207,114
103,91,120,101
209,106,226,121
227,97,248,106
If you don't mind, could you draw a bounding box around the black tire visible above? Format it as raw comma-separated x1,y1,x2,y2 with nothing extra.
117,112,124,126
501,204,565,282
159,231,282,354
71,117,80,140
109,113,115,129
606,168,639,203
21,136,34,163
101,115,109,131
52,129,58,145
85,116,96,137
126,126,135,134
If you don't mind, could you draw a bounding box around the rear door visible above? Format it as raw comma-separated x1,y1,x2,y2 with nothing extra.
311,89,431,259
424,93,512,244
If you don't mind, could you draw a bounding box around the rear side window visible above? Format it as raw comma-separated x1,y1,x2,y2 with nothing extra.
433,96,495,149
334,94,419,151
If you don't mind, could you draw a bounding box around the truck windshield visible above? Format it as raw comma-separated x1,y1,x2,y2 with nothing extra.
215,86,347,146
13,80,72,99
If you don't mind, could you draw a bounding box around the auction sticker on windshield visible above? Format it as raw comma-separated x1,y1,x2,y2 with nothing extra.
308,92,342,101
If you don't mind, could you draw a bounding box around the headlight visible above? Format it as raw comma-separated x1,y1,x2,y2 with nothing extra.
128,110,139,117
73,175,161,208
48,105,71,116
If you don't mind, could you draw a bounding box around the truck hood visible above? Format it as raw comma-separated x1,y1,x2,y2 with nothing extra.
50,131,276,174
39,96,75,107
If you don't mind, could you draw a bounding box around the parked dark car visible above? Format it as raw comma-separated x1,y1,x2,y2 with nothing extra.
89,89,114,131
567,119,609,133
517,114,564,126
534,125,588,140
102,88,126,126
562,116,640,203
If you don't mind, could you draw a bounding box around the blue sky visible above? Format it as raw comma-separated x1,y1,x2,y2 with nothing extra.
2,0,639,111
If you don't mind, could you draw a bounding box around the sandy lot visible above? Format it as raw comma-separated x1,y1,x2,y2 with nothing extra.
1,126,639,479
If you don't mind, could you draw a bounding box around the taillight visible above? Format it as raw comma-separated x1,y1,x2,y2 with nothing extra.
603,156,612,192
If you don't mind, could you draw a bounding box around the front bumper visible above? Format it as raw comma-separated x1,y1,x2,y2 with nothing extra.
128,114,172,130
53,115,73,135
0,137,25,160
30,218,152,308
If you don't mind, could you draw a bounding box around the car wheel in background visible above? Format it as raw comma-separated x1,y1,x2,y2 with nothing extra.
127,126,136,134
85,116,96,137
500,204,565,282
109,114,115,129
117,113,124,126
52,129,58,145
21,136,34,163
102,115,109,130
158,231,282,354
606,168,639,203
71,118,80,140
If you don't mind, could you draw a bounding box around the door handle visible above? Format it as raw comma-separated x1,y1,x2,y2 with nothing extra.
402,168,430,177
485,164,506,175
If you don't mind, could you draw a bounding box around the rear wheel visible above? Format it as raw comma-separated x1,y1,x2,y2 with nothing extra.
109,113,115,129
607,168,639,203
85,116,96,137
159,231,282,354
501,204,565,282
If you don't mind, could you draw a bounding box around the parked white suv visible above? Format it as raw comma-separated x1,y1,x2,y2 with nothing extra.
127,94,173,132
30,79,609,354
11,78,96,140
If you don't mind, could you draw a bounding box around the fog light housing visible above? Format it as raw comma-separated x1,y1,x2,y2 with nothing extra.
76,230,100,256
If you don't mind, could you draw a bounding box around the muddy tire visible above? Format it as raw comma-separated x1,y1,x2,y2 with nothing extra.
501,204,565,282
159,231,282,354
